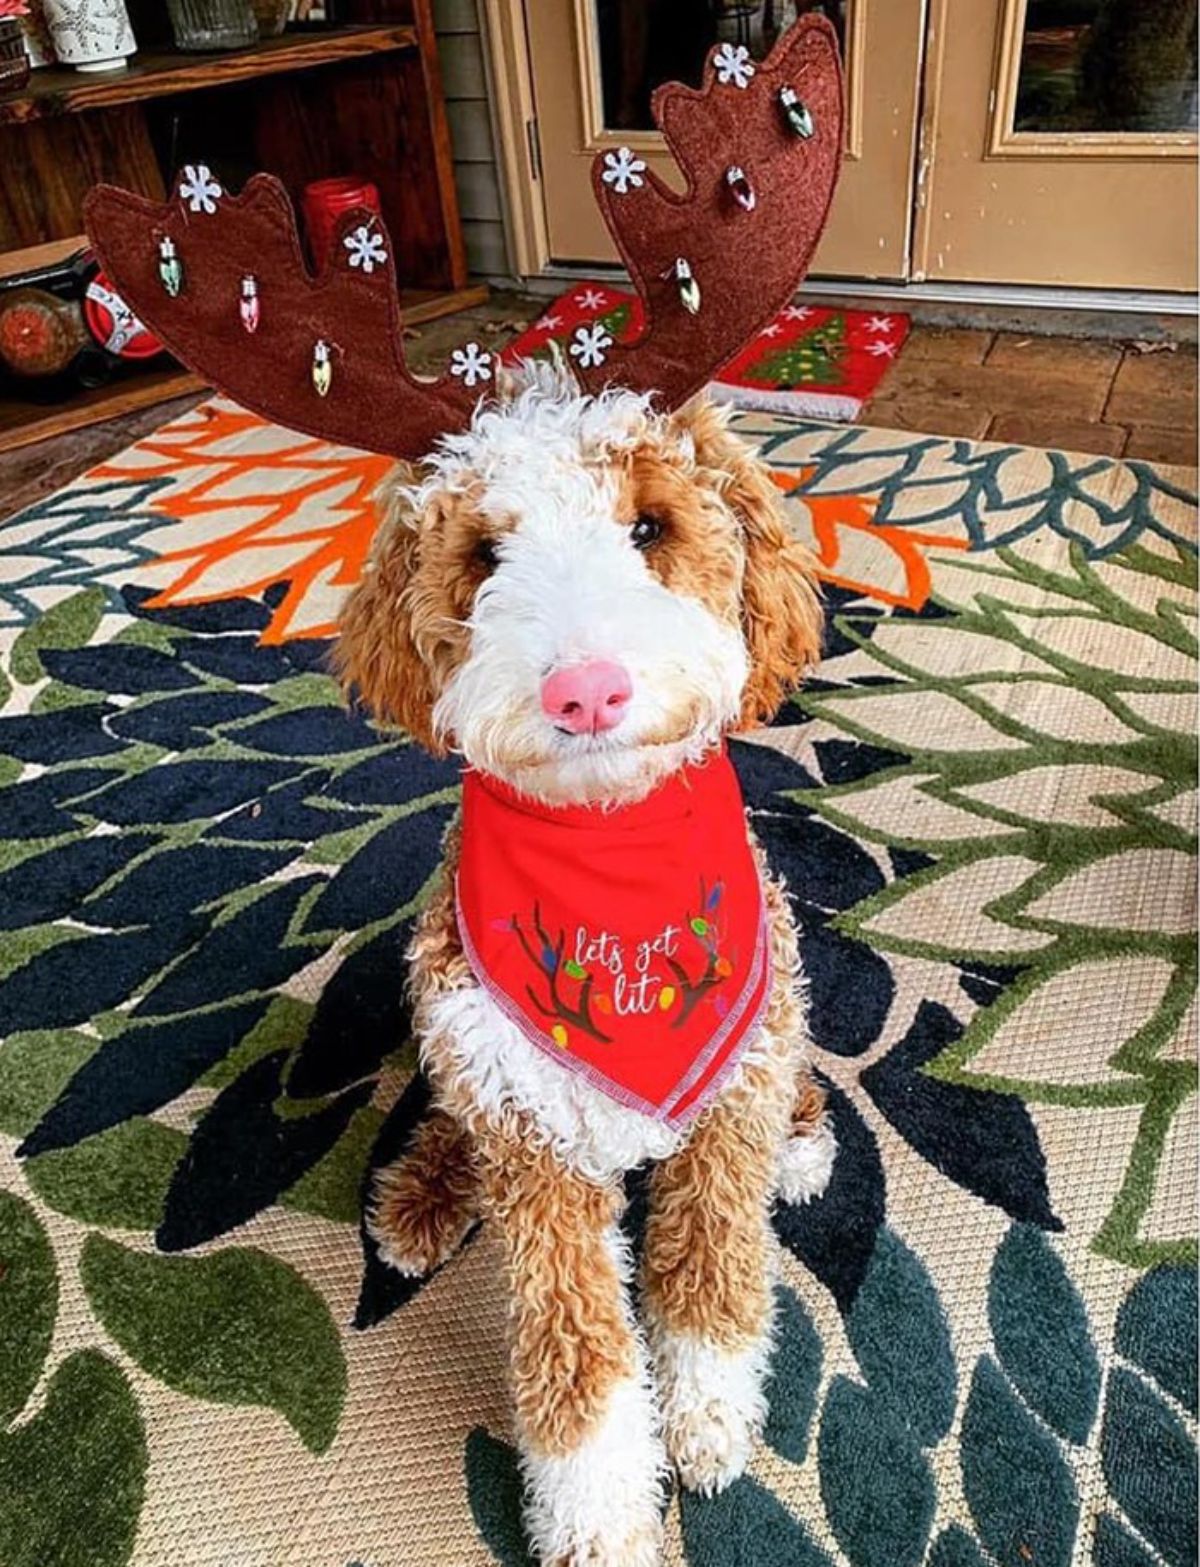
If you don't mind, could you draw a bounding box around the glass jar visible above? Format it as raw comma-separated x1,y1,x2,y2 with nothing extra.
166,0,258,52
251,0,289,37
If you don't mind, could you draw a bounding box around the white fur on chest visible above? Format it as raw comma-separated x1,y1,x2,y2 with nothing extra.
425,983,685,1181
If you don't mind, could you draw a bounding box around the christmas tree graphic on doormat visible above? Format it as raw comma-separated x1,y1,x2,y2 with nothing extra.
745,313,847,389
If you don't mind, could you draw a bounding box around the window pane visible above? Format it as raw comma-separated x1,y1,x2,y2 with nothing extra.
596,0,848,133
1015,0,1198,134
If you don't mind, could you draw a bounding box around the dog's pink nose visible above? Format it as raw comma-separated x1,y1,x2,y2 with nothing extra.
541,659,632,735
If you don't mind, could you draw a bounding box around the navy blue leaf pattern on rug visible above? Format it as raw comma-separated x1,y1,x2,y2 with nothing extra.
121,583,271,634
773,1077,885,1314
157,1050,372,1252
0,831,155,930
20,998,271,1157
793,905,895,1056
301,809,455,934
0,768,114,839
287,925,411,1099
41,643,196,695
861,1001,1062,1230
0,705,126,763
107,690,272,750
0,917,204,1035
133,876,323,1016
82,843,294,928
80,759,305,828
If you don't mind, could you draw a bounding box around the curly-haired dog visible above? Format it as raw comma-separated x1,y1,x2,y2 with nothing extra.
334,363,836,1567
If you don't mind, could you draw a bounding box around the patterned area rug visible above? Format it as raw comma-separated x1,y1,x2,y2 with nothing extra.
0,401,1195,1567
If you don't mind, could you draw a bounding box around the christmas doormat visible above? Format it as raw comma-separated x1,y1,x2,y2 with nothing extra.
501,285,910,419
0,400,1196,1567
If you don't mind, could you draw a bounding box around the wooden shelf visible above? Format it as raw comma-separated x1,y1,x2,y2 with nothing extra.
0,282,489,455
0,24,418,126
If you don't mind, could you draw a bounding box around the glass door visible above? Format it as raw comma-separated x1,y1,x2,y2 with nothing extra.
915,0,1197,289
525,0,927,280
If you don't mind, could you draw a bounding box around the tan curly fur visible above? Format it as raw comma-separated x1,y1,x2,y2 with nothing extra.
339,390,828,1555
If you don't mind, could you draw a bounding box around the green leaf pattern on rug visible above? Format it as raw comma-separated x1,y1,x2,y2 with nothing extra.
0,1349,146,1567
762,1284,821,1463
796,538,1197,1268
814,1230,952,1567
0,1192,57,1426
957,1223,1117,1566
680,1476,836,1567
464,1427,536,1567
1113,1263,1198,1416
25,1118,188,1230
961,1355,1078,1567
842,1228,956,1447
81,1233,347,1453
9,586,107,685
927,1525,991,1567
1100,1367,1197,1567
988,1224,1101,1444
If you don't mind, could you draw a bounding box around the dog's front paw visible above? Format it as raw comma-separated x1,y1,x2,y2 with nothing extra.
522,1373,666,1567
777,1117,837,1205
367,1144,477,1276
545,1521,662,1567
656,1334,769,1496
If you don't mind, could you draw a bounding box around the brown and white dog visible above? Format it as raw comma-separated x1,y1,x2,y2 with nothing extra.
333,362,836,1567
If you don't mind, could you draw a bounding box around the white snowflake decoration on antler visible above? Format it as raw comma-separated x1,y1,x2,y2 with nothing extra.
449,342,493,388
713,42,755,89
569,323,613,370
601,147,647,195
343,225,388,275
178,165,223,215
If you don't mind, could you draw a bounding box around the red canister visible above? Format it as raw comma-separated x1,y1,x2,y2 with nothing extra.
83,271,163,361
301,177,382,270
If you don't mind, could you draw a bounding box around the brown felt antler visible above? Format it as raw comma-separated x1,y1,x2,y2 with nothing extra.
83,13,842,461
577,14,843,407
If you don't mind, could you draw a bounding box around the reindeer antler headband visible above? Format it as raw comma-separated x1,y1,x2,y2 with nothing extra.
83,15,843,461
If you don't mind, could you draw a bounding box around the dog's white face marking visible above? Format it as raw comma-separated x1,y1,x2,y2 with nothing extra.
421,369,749,804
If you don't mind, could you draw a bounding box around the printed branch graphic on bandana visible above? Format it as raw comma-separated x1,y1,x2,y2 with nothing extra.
504,902,614,1045
502,878,737,1050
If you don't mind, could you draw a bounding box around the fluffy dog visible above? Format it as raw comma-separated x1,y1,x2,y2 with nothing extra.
334,362,836,1567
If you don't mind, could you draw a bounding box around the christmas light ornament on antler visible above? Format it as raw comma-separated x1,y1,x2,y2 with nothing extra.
83,14,842,461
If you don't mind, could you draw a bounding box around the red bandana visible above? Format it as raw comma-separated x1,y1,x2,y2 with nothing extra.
455,748,771,1127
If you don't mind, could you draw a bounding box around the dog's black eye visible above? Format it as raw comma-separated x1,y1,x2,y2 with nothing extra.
474,536,499,572
630,514,663,551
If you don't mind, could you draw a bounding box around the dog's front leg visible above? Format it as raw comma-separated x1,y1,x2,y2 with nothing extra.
641,1036,796,1496
478,1131,666,1567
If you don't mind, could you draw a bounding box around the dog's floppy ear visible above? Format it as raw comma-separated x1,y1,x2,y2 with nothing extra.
333,464,443,753
678,399,823,726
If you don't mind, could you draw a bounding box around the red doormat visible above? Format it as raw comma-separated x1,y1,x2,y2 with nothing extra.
501,283,910,420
